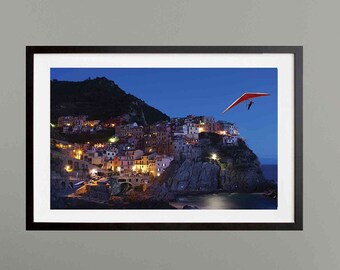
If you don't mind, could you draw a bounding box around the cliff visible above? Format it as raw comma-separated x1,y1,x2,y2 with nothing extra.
160,134,272,193
164,160,220,192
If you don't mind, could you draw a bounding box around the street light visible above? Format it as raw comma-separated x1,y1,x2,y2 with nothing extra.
65,165,73,173
211,153,218,160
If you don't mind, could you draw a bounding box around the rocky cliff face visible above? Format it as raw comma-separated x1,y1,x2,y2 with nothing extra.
164,160,220,192
160,136,270,193
219,164,265,192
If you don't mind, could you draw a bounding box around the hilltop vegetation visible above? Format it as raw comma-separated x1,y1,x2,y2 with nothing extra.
51,77,170,125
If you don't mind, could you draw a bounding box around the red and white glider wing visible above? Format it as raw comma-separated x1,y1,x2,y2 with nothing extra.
222,92,269,113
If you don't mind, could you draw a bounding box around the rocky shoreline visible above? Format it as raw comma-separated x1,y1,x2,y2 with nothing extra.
51,189,277,209
52,195,176,209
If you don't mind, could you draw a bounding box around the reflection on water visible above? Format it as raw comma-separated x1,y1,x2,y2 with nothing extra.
171,193,277,209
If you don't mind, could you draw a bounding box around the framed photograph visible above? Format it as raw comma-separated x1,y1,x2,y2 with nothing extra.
26,46,302,230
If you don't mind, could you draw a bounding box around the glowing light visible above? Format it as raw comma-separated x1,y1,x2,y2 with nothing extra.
90,169,97,175
94,143,104,148
211,153,217,160
65,165,73,173
157,173,160,177
108,136,119,143
75,150,82,160
198,127,204,133
50,123,56,128
117,167,121,172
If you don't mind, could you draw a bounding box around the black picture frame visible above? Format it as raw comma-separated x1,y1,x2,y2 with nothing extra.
26,46,303,230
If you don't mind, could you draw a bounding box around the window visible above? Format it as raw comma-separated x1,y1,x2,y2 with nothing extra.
74,162,79,170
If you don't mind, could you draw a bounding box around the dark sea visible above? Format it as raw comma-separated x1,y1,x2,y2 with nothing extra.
261,164,278,183
171,193,277,209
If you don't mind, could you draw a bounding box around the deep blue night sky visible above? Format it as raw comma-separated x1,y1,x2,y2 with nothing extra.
51,68,277,164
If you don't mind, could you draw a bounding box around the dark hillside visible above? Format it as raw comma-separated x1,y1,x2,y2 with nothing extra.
51,77,170,124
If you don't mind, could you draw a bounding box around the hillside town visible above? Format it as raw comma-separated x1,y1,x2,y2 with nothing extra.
51,114,241,202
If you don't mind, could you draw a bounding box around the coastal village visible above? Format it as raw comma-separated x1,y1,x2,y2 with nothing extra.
51,113,241,204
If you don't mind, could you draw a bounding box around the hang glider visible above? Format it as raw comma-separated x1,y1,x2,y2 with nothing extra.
222,92,270,113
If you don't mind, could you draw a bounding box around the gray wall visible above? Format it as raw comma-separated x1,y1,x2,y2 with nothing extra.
0,1,339,269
